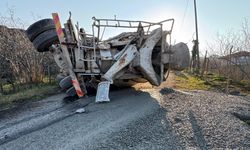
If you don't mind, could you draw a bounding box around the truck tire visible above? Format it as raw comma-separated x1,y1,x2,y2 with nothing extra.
59,76,72,90
32,29,59,52
66,86,77,97
56,74,66,82
26,19,56,42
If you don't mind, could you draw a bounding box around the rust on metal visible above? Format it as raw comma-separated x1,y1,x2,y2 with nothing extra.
119,53,127,66
27,12,190,100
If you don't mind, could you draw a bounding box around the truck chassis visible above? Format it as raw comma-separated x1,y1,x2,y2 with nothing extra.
26,13,190,102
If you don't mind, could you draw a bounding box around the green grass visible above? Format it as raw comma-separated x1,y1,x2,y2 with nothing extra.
174,72,210,90
2,77,57,94
0,84,59,111
174,71,250,96
246,120,250,125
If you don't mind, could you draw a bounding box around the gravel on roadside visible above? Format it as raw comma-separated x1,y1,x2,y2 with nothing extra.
156,89,250,149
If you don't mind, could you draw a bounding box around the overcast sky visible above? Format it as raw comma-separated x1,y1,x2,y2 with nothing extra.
0,0,249,55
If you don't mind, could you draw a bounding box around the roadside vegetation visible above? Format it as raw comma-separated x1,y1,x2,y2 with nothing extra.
173,70,250,125
173,71,250,96
186,18,250,125
0,9,60,111
246,120,250,125
0,81,59,111
173,71,210,90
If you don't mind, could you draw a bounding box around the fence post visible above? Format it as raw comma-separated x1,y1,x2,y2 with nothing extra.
226,46,233,94
201,50,207,77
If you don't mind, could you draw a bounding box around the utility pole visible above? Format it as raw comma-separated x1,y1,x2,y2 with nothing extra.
193,0,200,73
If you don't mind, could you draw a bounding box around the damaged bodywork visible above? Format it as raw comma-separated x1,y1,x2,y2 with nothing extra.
26,13,190,102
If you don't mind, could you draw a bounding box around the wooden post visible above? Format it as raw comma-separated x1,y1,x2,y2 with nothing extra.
205,58,209,74
201,50,207,77
226,46,233,94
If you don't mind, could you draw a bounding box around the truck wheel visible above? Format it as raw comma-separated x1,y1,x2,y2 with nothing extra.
32,29,59,52
26,19,56,42
56,74,66,82
66,86,77,97
59,76,72,90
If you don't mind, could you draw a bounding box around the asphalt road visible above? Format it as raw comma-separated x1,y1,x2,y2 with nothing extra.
0,88,182,150
1,87,249,149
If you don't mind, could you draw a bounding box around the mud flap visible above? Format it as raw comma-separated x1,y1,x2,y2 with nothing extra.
95,81,111,103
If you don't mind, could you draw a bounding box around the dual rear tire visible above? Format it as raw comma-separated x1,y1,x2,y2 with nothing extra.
26,19,78,99
26,19,59,52
59,76,77,97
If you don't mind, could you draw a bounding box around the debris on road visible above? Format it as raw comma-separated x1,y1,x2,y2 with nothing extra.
75,108,86,114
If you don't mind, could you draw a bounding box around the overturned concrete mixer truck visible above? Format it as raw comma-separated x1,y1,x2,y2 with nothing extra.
25,13,190,102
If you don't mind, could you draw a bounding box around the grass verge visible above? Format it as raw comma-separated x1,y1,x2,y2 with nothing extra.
246,120,250,125
0,84,59,111
173,72,210,90
173,71,250,96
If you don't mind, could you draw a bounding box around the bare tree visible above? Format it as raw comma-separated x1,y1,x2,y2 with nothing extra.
0,7,57,94
207,18,250,81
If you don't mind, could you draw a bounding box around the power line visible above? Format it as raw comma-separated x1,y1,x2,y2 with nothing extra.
179,0,190,32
